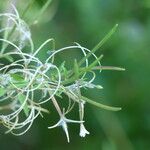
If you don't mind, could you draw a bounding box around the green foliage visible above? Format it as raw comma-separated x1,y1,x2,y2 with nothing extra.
4,1,150,150
0,87,6,97
0,2,124,140
18,93,29,117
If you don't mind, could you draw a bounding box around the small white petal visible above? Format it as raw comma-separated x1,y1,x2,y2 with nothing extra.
61,120,70,143
48,120,61,129
65,118,84,124
79,124,90,137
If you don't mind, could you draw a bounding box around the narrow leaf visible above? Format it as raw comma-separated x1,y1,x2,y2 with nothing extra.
21,0,36,18
93,66,125,71
10,74,24,82
18,93,29,116
82,96,121,111
4,56,14,62
0,88,7,97
74,59,79,79
34,0,52,22
78,24,118,67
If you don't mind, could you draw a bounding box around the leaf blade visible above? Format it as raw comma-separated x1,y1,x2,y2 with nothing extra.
18,93,29,116
81,96,121,111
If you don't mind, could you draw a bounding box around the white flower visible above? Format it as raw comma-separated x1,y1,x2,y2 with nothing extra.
79,123,90,137
48,115,83,142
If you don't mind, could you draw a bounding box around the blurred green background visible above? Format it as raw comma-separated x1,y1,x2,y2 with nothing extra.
0,0,150,149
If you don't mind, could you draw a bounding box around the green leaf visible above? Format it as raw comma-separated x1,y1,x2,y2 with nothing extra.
93,66,125,71
83,54,103,72
21,0,36,18
4,56,14,62
58,61,69,80
78,24,118,67
0,87,7,97
18,93,29,116
12,82,28,88
81,96,121,111
73,59,79,79
34,0,53,22
10,74,29,88
0,54,14,62
59,61,66,72
10,74,25,82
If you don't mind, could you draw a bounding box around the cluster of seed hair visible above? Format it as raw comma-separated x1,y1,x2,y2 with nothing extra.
0,6,122,142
